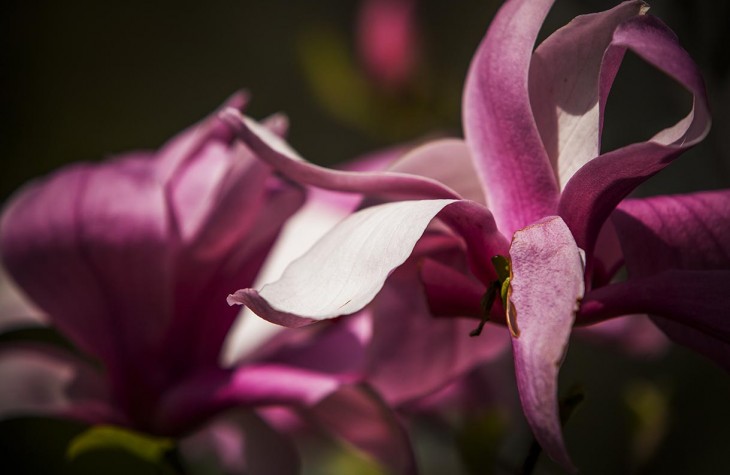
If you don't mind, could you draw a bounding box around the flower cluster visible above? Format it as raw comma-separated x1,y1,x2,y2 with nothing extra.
1,0,727,473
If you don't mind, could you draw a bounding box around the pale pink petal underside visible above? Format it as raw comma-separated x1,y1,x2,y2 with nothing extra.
508,216,585,472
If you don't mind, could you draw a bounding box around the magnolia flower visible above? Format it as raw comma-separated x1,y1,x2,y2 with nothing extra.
223,0,714,470
0,94,405,472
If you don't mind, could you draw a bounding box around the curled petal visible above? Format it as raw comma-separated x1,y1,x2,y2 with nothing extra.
580,271,730,371
221,109,461,200
156,365,343,434
593,190,730,370
508,216,585,471
559,14,711,255
228,199,506,327
613,190,730,272
463,0,559,235
530,1,647,190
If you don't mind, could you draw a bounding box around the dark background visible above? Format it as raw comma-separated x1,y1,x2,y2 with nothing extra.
1,1,729,474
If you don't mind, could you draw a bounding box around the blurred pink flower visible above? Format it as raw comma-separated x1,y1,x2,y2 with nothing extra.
222,0,718,471
357,0,420,90
0,95,343,457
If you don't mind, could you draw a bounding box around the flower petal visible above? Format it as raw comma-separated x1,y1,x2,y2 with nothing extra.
580,271,730,371
463,0,559,235
180,411,300,475
311,384,417,475
587,190,730,370
387,139,487,204
365,265,510,405
220,109,462,200
508,216,585,471
1,152,182,387
559,14,711,255
228,199,506,327
529,1,647,189
613,190,730,272
228,199,454,326
156,365,342,434
0,342,114,425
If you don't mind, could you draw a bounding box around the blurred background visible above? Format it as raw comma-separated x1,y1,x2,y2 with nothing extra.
1,0,729,473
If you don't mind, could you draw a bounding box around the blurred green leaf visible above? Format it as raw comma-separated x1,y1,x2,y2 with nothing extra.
67,425,174,465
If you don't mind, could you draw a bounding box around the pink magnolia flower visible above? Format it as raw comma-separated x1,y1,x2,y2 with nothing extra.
0,94,401,471
222,1,716,470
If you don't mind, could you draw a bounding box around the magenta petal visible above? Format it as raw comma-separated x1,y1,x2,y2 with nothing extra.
157,365,342,433
311,384,417,475
580,271,730,371
463,0,559,235
559,14,711,255
220,109,461,200
0,162,164,366
529,1,646,188
420,258,483,319
508,216,585,471
613,190,730,272
597,190,730,370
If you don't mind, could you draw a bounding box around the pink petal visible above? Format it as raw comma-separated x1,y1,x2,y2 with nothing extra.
156,365,343,434
387,139,487,204
580,270,730,371
574,315,669,358
530,1,647,190
311,384,417,475
613,190,730,272
365,265,510,405
220,109,462,200
0,162,163,368
508,216,585,471
590,190,730,370
558,14,711,255
228,199,506,327
463,0,559,235
420,258,484,319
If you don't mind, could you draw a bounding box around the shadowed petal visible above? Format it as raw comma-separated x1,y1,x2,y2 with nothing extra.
311,384,417,475
508,216,584,472
156,365,343,434
366,265,510,405
181,411,300,475
559,14,711,256
589,190,730,370
580,271,730,371
220,109,462,200
463,0,559,235
0,343,115,425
